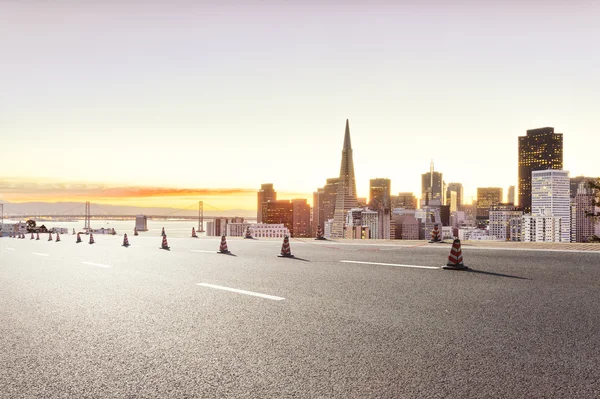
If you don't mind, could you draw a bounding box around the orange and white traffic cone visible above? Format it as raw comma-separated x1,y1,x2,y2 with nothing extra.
278,235,293,258
244,227,253,239
48,232,53,241
36,232,40,240
72,228,76,235
192,227,198,238
76,233,82,243
89,233,95,244
56,232,61,242
429,224,442,243
122,234,130,247
134,227,139,236
218,235,229,254
160,235,170,250
443,239,467,270
315,225,326,240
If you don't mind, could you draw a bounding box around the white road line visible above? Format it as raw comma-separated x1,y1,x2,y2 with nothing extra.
32,253,49,257
340,260,439,270
82,261,112,268
191,249,217,253
6,247,15,251
197,283,285,301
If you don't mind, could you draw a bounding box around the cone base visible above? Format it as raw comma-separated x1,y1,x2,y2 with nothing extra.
244,237,253,239
160,246,170,250
218,250,230,254
192,236,199,238
278,253,294,258
442,263,468,270
122,244,130,247
76,241,82,243
315,237,327,240
89,243,95,245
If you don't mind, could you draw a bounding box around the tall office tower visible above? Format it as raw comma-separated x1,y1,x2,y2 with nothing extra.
369,178,391,210
392,192,418,210
421,161,443,206
331,120,359,238
257,183,277,222
312,178,342,236
263,200,294,235
570,176,596,198
532,170,570,242
507,186,516,205
574,181,597,242
446,182,463,211
518,127,563,213
476,187,503,221
292,199,311,238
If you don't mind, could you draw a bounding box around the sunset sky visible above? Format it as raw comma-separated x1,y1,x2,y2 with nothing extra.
1,1,599,211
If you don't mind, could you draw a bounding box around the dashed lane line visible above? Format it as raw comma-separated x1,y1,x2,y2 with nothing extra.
340,260,440,270
190,249,217,253
32,253,49,257
197,283,285,301
81,261,112,268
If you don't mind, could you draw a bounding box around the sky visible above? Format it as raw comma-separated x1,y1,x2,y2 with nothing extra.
1,1,599,211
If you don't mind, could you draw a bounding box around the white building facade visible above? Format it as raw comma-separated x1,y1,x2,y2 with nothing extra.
531,170,570,242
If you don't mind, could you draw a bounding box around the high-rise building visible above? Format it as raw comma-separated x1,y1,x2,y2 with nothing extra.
446,182,463,211
369,178,391,210
312,178,341,236
257,184,277,223
570,176,596,198
476,187,503,221
518,127,563,213
507,186,516,205
392,192,418,210
421,161,443,206
531,169,570,242
574,181,597,242
291,199,311,238
331,119,359,238
263,200,293,235
489,204,523,241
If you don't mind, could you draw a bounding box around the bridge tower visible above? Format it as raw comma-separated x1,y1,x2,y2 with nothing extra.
198,201,205,232
84,201,91,230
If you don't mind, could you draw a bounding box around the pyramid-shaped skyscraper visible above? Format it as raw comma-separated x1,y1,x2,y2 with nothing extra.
331,119,359,238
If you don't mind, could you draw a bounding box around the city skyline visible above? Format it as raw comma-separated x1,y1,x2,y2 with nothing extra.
2,1,599,210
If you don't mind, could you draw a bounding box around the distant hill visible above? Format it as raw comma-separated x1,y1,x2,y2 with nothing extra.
0,201,256,219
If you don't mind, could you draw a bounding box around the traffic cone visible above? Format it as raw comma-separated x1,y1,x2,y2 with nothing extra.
244,226,253,239
315,225,326,240
76,233,82,243
36,232,40,240
56,232,61,242
443,239,468,270
429,224,442,243
161,227,165,237
30,232,34,240
160,235,170,250
218,235,229,254
89,233,95,244
48,232,53,241
72,228,76,235
122,234,130,247
191,227,198,238
278,235,293,258
134,227,138,236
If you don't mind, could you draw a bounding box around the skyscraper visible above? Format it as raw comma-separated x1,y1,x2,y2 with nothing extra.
518,127,563,213
312,178,341,236
421,161,443,206
291,199,311,238
446,182,463,211
507,186,516,205
257,183,276,223
531,169,570,242
574,181,597,242
392,192,418,210
331,120,359,238
369,178,391,210
476,187,503,221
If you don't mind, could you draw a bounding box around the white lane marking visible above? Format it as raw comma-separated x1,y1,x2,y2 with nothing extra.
6,247,16,251
191,249,217,253
82,261,112,268
32,253,49,257
340,260,439,270
197,283,285,301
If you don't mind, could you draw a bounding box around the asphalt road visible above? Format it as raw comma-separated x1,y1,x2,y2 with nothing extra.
1,234,599,398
